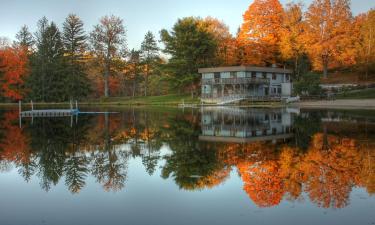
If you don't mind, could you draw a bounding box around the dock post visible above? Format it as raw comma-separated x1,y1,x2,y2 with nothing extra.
70,100,73,110
19,101,21,115
75,100,78,110
31,100,34,111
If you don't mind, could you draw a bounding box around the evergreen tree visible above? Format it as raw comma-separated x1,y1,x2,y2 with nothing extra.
160,17,217,95
28,17,67,102
15,25,34,52
62,14,90,100
140,31,159,96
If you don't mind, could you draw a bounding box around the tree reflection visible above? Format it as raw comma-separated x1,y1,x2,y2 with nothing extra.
0,108,374,210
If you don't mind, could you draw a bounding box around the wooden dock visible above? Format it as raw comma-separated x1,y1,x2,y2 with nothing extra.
19,100,80,118
20,109,80,117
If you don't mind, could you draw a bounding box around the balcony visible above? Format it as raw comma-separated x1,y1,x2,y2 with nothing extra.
202,77,269,85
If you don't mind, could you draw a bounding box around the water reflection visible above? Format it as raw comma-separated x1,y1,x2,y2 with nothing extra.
0,107,374,210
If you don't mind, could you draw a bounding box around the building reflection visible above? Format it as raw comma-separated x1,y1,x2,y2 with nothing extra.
200,107,295,143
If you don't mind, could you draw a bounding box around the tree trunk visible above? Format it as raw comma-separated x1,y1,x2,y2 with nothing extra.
144,66,148,97
104,60,110,98
322,55,329,79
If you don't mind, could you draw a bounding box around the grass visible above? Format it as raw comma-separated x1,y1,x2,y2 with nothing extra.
90,94,200,106
336,88,375,99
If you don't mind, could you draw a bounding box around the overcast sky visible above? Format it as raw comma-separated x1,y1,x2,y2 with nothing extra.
0,0,373,49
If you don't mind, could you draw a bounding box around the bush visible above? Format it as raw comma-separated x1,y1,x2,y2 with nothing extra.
294,72,322,96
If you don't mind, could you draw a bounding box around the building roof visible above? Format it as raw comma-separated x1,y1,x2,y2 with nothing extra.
198,66,293,74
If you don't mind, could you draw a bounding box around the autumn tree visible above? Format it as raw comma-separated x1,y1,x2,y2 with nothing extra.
140,31,159,96
90,15,127,97
62,14,90,100
0,46,28,100
160,17,217,95
200,17,237,66
356,9,375,80
238,0,284,66
304,0,354,78
280,2,307,80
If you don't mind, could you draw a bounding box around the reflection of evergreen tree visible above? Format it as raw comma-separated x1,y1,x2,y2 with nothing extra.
24,115,91,192
161,114,224,190
293,111,322,150
65,154,88,193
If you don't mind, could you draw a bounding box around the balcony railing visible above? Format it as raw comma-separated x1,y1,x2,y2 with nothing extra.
202,77,269,85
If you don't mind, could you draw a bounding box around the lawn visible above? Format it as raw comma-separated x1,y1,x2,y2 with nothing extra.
93,94,200,106
336,88,375,99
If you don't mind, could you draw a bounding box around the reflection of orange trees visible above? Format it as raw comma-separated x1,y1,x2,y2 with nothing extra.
301,133,361,209
217,134,374,209
0,111,31,164
183,167,231,191
238,160,285,207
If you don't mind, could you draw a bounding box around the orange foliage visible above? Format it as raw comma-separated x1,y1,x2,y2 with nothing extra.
237,0,284,65
0,46,28,100
0,111,31,164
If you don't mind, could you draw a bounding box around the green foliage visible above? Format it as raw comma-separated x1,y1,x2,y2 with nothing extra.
141,31,159,96
160,17,217,92
15,25,34,51
62,14,90,100
27,17,68,102
294,72,322,96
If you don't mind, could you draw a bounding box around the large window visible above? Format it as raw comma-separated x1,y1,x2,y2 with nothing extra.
214,72,220,79
251,72,257,78
272,73,276,80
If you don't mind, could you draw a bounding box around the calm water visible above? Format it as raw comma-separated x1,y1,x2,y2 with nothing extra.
0,107,374,225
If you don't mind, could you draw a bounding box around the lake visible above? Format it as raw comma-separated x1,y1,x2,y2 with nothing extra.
0,106,374,225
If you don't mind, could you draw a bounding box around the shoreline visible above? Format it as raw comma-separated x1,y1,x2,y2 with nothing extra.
1,99,375,110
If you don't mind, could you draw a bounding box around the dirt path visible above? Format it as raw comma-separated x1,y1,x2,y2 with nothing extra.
293,99,375,109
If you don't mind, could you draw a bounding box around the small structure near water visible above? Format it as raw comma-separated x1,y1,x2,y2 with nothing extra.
199,66,293,105
19,100,80,118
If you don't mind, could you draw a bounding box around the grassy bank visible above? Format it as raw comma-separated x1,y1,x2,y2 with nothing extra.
88,94,200,106
336,88,375,99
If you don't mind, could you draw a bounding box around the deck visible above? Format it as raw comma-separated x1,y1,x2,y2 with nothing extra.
20,109,80,118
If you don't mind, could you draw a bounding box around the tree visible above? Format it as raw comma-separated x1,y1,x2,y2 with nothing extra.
140,31,159,97
0,46,29,100
280,2,306,80
90,15,127,97
28,17,67,101
15,25,34,52
200,17,237,66
356,9,375,80
304,0,354,78
160,17,217,95
238,0,284,66
294,72,322,96
62,14,90,100
128,49,141,98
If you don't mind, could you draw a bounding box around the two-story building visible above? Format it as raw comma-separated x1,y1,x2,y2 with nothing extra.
198,66,293,104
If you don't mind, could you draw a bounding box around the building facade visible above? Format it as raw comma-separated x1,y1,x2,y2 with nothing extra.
198,66,293,104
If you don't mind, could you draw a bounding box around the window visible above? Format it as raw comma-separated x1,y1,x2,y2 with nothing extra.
262,72,267,79
278,87,282,94
272,73,276,80
251,72,257,78
272,128,277,135
286,74,290,81
230,72,236,78
214,72,220,79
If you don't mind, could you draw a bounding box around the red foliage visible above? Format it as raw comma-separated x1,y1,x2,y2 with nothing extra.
0,47,28,100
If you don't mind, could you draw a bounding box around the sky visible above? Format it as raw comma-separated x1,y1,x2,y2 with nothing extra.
0,0,374,49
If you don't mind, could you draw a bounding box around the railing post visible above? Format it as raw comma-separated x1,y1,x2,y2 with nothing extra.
31,100,34,111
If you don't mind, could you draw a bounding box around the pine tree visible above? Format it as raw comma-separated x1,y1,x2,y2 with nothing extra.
28,17,67,102
15,25,34,52
140,31,159,97
62,14,90,100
